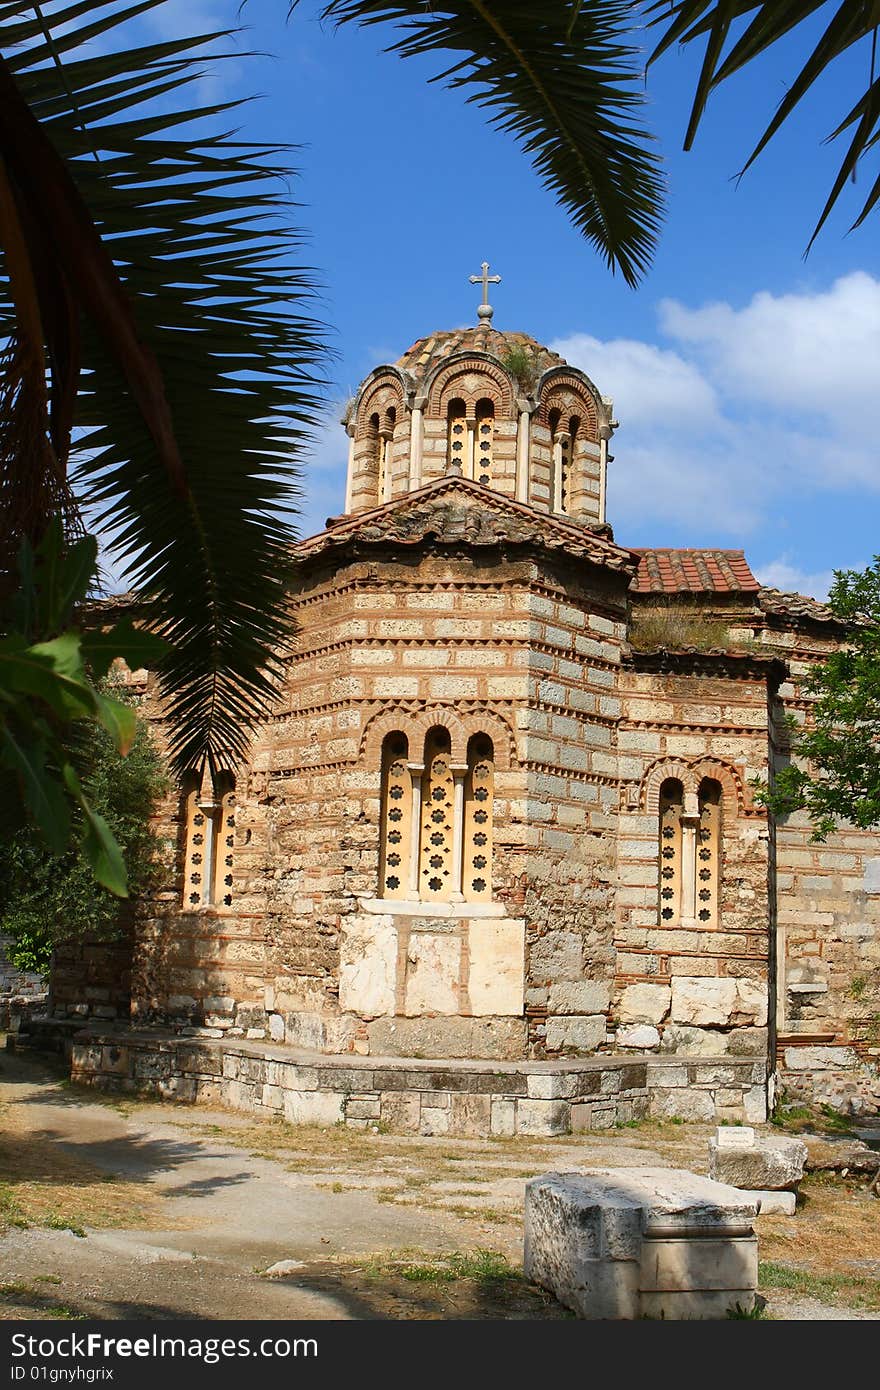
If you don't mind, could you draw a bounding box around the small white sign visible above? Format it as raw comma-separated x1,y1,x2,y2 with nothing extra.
716,1125,755,1149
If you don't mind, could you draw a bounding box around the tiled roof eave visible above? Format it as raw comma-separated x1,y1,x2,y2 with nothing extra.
627,646,789,683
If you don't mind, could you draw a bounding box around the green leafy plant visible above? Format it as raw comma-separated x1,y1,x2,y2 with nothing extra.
0,682,169,975
756,557,880,838
0,519,167,894
500,344,544,394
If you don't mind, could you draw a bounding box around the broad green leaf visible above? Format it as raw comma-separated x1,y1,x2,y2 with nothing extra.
80,800,129,896
81,618,170,680
0,724,71,854
0,634,94,720
93,689,137,755
61,760,128,896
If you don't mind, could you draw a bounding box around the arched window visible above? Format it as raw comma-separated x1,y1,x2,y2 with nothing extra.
463,734,494,902
368,410,381,491
378,406,396,503
658,779,683,924
696,778,721,926
379,732,411,900
419,727,454,902
374,726,497,904
447,398,466,473
474,399,495,487
657,776,722,927
182,772,235,910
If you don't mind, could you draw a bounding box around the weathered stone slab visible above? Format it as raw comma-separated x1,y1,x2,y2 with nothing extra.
468,919,525,1016
524,1169,758,1319
751,1189,797,1216
708,1134,807,1191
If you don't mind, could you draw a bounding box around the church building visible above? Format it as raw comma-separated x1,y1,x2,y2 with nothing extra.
63,281,880,1133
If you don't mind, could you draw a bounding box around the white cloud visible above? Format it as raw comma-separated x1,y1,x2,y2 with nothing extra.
753,557,837,601
659,271,880,435
551,333,718,428
551,272,880,541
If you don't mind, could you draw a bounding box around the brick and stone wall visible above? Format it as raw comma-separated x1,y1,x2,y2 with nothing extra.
760,615,880,1111
0,935,45,1029
609,652,780,1060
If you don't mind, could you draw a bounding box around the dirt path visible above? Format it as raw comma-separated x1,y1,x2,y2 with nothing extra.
0,1050,877,1320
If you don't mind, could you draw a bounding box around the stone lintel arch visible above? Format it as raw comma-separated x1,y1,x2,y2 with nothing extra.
691,759,749,817
643,760,693,815
642,757,746,815
536,369,600,437
362,705,514,770
426,353,515,418
352,367,408,440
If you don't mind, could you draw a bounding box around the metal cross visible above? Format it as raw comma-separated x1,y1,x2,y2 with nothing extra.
469,261,501,323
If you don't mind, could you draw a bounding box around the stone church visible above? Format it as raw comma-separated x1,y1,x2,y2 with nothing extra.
63,293,880,1133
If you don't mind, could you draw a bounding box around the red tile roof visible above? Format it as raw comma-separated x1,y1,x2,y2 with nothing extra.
631,548,760,595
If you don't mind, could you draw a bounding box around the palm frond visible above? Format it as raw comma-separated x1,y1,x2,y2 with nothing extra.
304,0,665,287
647,0,880,246
0,0,327,776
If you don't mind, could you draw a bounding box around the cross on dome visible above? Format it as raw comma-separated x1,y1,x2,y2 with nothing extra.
469,261,501,323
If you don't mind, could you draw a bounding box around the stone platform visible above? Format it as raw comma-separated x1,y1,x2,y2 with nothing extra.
69,1028,767,1137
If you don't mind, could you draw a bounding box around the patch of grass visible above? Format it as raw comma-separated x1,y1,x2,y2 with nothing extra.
0,1185,29,1230
363,1249,521,1287
45,1215,87,1238
759,1261,880,1311
727,1298,768,1320
770,1099,855,1136
630,604,734,654
442,1204,511,1225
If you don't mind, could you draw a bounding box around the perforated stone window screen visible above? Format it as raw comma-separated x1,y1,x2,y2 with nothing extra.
419,728,454,901
474,399,494,487
464,734,494,902
446,399,466,473
658,779,683,925
182,774,235,910
697,778,721,928
379,733,411,899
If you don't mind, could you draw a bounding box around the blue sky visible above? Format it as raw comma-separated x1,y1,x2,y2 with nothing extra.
122,5,880,595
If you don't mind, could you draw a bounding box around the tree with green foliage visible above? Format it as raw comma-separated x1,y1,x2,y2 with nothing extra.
759,558,880,839
0,682,168,976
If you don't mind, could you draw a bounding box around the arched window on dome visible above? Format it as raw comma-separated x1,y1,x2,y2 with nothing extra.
474,399,495,487
368,411,382,498
379,406,396,503
550,409,579,515
463,734,494,902
182,771,236,910
379,732,412,900
446,398,466,474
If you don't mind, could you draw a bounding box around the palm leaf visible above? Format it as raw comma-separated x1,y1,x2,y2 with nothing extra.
647,0,880,245
299,0,665,287
0,0,327,777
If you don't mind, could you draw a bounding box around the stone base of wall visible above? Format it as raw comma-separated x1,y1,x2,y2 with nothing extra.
70,1028,768,1136
777,1042,880,1116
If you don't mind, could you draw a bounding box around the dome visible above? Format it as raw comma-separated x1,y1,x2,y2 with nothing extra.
343,323,613,529
396,327,563,386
